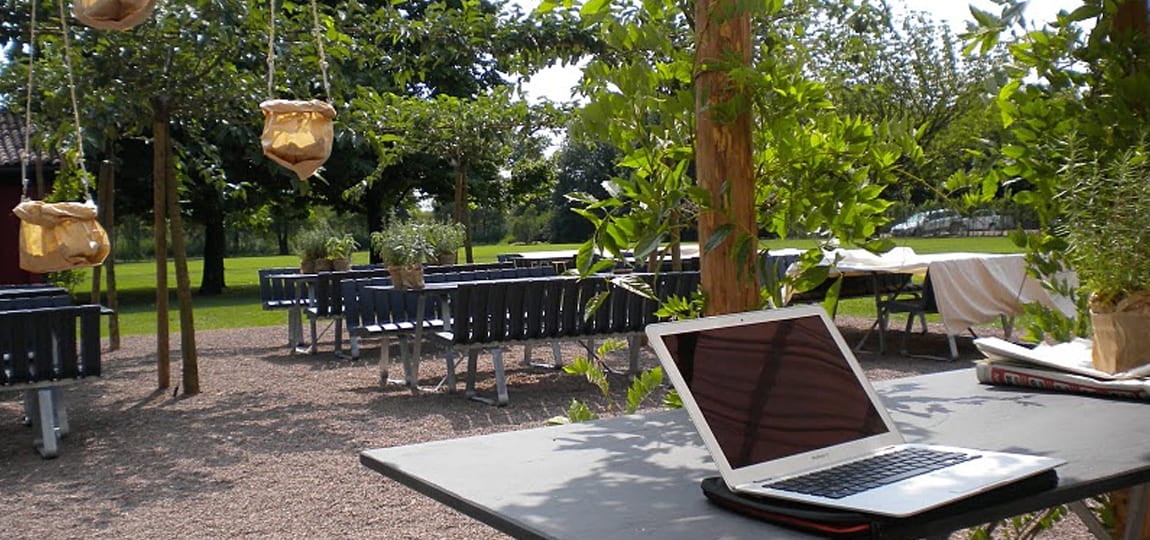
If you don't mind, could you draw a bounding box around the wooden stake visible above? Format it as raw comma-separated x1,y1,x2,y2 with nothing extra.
694,0,758,316
152,97,170,389
166,133,199,395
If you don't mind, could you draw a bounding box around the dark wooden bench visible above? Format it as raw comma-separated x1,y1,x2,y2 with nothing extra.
434,271,701,406
339,266,559,361
0,304,102,458
300,261,521,357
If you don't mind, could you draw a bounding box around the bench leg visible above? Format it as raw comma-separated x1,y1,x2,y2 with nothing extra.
443,347,457,393
379,337,391,385
551,341,563,369
492,349,509,406
465,350,480,398
27,388,61,459
334,320,344,358
467,349,509,407
628,335,642,376
400,336,419,394
307,316,319,355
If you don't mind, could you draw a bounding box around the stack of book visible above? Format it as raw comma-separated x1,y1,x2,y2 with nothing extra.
974,337,1150,400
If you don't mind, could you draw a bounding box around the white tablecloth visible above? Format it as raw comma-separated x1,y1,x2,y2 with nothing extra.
806,248,1077,336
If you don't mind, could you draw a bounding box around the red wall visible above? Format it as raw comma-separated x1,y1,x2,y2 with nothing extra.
1,184,40,284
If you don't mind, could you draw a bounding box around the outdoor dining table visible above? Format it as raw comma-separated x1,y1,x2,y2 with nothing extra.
360,368,1150,540
365,282,459,391
266,271,318,354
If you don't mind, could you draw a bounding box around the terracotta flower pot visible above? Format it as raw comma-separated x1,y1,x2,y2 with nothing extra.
300,259,316,274
314,258,334,272
332,257,351,271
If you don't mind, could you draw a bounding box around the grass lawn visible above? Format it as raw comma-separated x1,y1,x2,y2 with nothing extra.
70,237,1019,336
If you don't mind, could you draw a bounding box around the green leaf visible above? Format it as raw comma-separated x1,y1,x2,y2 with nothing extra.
703,224,734,254
583,291,609,322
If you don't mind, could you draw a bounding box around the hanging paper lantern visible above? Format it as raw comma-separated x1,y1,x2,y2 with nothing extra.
12,200,110,274
73,0,155,31
259,99,337,181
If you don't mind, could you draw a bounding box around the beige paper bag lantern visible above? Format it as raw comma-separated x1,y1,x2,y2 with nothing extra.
73,0,155,31
13,200,111,273
260,99,336,181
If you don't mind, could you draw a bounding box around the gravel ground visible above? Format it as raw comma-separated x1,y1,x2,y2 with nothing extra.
0,316,1093,539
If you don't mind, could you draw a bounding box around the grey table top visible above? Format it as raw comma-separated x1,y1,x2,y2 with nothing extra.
360,369,1150,539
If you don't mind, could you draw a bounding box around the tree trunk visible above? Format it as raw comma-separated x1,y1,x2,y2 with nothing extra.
93,159,120,350
453,161,474,263
1110,3,1150,537
276,219,289,256
199,209,227,295
366,179,386,265
694,0,758,316
152,97,171,389
166,138,199,396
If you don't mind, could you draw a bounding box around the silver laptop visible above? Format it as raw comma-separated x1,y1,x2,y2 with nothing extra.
645,305,1063,517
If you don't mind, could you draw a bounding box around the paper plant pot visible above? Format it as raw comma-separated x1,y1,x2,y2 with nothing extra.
300,259,317,274
73,0,155,31
13,200,110,273
259,99,336,181
1091,307,1150,374
388,264,425,290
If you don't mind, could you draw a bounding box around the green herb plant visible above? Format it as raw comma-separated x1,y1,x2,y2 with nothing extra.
546,339,666,425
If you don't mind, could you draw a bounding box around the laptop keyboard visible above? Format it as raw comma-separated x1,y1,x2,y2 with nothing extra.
765,447,979,499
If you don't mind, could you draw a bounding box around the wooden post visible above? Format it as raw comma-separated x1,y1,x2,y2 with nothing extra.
152,97,170,389
694,0,758,316
1109,5,1149,537
93,159,120,350
165,131,199,395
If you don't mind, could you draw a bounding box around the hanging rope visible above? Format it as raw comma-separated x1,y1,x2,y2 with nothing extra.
309,0,331,101
20,0,39,202
57,0,94,203
266,0,276,99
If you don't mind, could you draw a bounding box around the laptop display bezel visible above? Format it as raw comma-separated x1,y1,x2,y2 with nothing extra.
645,305,907,489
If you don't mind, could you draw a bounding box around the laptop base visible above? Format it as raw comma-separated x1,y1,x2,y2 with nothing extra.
702,468,1059,539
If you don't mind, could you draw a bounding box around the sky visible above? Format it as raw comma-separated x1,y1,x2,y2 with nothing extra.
517,0,1086,104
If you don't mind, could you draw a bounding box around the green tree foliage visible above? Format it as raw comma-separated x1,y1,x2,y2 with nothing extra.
958,0,1149,338
793,2,1007,206
549,138,619,243
548,0,914,299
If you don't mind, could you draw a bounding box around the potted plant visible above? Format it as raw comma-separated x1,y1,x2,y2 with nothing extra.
425,221,465,265
370,219,435,289
325,233,359,271
1059,143,1150,374
294,227,330,274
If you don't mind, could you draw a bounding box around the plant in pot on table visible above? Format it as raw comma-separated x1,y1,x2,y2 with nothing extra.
370,220,435,289
425,221,465,265
295,227,331,274
325,233,359,271
1059,142,1150,374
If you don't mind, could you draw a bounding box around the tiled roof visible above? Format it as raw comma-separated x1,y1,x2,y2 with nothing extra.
0,110,52,168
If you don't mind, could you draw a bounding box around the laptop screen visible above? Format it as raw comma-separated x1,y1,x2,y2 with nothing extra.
658,314,889,468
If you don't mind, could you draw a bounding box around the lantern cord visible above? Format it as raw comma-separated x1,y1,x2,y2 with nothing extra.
57,0,94,204
265,0,331,102
266,0,276,99
309,0,331,102
19,0,38,202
